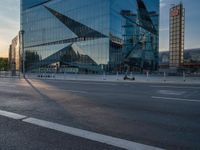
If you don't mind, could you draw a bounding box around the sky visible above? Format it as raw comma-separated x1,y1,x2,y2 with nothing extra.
0,0,19,57
160,0,200,51
0,0,200,57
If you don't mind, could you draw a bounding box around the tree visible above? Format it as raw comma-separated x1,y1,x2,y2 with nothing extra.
0,58,8,71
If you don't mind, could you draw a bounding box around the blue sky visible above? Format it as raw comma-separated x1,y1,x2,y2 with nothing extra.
0,0,200,57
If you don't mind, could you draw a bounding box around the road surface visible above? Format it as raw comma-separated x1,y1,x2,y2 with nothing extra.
0,78,200,150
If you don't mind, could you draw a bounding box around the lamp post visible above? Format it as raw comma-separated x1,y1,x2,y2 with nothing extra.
20,30,25,78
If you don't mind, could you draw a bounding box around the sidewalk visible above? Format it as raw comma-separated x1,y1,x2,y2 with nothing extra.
25,73,200,84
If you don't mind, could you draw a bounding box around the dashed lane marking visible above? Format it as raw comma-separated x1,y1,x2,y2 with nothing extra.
150,85,200,89
158,90,185,96
152,96,200,103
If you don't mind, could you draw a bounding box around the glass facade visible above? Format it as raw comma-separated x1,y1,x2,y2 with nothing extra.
20,0,159,74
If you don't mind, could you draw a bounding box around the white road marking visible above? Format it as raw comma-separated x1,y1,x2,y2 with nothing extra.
0,85,16,87
0,110,26,120
152,96,200,103
43,88,88,94
158,90,185,96
62,89,88,94
67,81,117,86
150,85,200,89
45,80,117,86
23,117,164,150
0,109,164,149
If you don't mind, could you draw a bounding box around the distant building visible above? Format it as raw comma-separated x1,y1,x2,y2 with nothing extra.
8,34,20,72
159,49,200,73
169,3,185,69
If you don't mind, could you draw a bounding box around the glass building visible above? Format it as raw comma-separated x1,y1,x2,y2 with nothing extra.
20,0,159,74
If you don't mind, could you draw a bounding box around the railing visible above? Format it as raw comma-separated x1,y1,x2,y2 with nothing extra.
0,71,21,78
23,71,200,84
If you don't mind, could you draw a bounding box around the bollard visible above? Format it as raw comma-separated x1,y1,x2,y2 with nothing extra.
130,72,133,79
183,72,186,82
64,70,66,80
163,72,166,82
103,72,106,80
146,71,149,81
116,72,119,80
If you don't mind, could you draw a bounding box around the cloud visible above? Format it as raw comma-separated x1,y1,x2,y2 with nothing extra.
160,0,167,8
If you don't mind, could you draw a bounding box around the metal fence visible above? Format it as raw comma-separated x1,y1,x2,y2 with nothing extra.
0,71,21,78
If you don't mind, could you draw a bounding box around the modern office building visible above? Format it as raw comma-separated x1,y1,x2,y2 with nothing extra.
169,3,185,69
20,0,159,74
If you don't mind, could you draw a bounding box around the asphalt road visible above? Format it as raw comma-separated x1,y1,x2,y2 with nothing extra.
0,78,200,150
0,115,124,150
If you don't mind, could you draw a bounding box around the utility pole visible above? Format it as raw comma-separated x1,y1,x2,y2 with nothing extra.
20,30,25,78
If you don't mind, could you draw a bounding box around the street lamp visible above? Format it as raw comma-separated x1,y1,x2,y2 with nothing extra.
20,30,25,78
